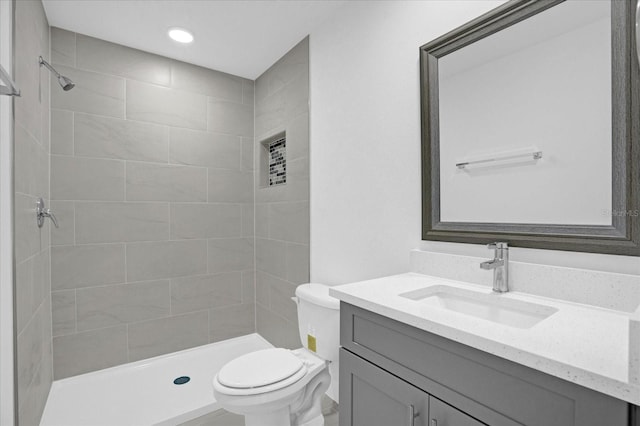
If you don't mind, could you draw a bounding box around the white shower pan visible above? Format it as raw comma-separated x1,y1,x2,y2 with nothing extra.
41,334,272,426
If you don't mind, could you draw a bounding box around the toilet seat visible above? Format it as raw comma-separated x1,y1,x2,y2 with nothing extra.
214,348,308,396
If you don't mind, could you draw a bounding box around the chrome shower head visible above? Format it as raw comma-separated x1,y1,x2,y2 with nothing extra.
57,75,75,91
39,56,75,91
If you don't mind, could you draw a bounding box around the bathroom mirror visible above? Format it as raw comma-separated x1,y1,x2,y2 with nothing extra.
420,0,639,256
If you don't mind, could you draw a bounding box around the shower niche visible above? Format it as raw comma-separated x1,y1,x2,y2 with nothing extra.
260,131,287,187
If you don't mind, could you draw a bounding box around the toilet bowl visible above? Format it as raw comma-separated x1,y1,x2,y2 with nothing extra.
212,283,340,426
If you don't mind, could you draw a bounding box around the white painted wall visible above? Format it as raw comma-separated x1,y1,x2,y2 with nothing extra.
309,0,640,286
0,0,15,423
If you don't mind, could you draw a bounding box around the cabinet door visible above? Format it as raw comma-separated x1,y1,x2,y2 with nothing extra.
429,396,486,426
340,348,428,426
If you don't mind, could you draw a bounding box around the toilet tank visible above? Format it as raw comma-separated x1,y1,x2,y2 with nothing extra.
295,283,340,362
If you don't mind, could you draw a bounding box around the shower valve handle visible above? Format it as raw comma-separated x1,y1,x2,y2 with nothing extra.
36,198,58,228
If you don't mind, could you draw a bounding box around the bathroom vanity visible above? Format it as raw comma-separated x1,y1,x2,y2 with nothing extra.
330,271,640,426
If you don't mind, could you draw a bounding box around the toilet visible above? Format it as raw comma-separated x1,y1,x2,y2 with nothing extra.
213,283,340,426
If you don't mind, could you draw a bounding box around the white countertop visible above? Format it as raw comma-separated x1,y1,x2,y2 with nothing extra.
329,272,640,405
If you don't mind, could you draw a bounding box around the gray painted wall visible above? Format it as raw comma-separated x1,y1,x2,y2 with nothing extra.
254,38,310,348
14,0,53,424
49,28,256,379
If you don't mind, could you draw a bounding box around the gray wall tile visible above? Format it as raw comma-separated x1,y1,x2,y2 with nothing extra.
51,155,125,201
126,80,207,130
75,202,169,243
269,202,309,244
52,290,76,337
287,112,309,160
77,34,171,86
264,36,308,97
17,303,45,409
241,137,254,171
208,238,254,273
53,326,128,379
255,204,269,238
241,204,254,238
128,311,209,361
241,270,255,304
207,99,254,137
15,123,48,197
284,68,310,120
14,3,51,421
126,162,207,202
15,194,44,263
76,280,170,331
171,272,242,315
51,244,125,290
256,271,298,312
256,304,300,350
51,65,125,118
16,252,49,334
51,109,74,155
255,89,285,138
171,203,241,239
255,271,273,308
169,127,240,169
268,277,298,323
210,304,255,343
286,243,310,285
18,342,53,426
50,201,74,246
51,27,76,67
74,113,168,162
47,29,259,378
208,169,253,203
242,81,255,106
171,61,243,102
256,238,286,279
14,1,46,143
127,240,208,281
254,38,309,348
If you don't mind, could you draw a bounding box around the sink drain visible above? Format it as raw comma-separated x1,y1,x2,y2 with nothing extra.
173,376,190,385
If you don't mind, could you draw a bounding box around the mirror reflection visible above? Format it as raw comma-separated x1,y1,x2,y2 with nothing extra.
438,0,611,225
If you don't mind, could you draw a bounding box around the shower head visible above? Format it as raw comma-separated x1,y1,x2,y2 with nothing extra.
38,56,75,91
57,75,75,91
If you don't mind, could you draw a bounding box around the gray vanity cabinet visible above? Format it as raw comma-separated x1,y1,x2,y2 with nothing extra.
341,348,429,426
339,302,632,426
429,396,486,426
341,347,485,426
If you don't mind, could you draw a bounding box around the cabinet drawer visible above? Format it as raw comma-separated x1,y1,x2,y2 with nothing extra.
340,302,629,426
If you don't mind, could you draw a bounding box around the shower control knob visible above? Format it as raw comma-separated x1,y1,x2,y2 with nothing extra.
36,197,58,228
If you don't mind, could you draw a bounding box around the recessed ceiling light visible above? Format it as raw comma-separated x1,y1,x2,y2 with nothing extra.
168,27,194,44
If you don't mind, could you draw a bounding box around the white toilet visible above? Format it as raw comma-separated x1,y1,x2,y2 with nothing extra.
213,283,340,426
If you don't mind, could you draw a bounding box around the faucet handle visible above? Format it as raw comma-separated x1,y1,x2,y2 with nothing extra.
487,242,508,250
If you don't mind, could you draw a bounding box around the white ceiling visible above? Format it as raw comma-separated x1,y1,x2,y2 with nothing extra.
42,0,347,80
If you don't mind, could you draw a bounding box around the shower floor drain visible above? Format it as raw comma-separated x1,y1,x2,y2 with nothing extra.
173,376,190,385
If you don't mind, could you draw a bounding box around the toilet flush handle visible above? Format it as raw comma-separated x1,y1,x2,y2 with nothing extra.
291,296,299,305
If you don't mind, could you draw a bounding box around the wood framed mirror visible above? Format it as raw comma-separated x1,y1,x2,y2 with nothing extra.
420,0,639,256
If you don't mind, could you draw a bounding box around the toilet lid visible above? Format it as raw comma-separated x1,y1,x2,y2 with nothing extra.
217,348,304,389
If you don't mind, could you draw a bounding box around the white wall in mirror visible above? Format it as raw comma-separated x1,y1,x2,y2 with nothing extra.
439,0,611,225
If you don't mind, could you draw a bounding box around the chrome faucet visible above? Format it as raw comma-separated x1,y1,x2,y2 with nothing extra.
480,242,509,293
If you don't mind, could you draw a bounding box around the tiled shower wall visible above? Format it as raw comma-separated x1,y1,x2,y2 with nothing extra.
255,38,310,348
49,28,256,379
14,0,53,423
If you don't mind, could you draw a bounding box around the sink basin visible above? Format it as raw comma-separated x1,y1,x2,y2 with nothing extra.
399,285,558,329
